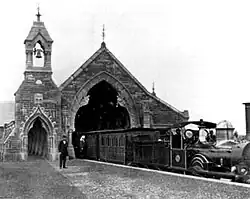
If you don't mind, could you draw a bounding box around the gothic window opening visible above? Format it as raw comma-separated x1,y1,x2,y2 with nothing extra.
33,41,45,67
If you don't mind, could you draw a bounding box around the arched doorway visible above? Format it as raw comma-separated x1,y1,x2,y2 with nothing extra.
70,72,139,132
74,80,130,132
27,118,48,158
73,80,130,158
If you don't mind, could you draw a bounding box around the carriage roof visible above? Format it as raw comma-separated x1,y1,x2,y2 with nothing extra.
171,120,217,129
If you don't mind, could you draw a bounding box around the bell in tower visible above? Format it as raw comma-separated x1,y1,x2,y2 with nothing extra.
34,47,43,59
33,42,44,67
24,7,53,72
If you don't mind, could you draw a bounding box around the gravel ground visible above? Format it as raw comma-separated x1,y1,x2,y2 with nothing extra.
49,159,250,199
0,157,86,199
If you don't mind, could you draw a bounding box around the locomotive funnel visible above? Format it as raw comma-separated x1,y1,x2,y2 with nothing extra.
243,103,250,141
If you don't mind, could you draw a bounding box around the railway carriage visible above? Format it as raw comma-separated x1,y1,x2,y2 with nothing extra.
72,120,250,184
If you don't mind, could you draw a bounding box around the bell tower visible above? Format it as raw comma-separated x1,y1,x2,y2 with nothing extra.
13,8,62,161
24,7,53,73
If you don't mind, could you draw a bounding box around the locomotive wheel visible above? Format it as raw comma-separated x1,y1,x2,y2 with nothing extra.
190,154,209,177
188,165,203,177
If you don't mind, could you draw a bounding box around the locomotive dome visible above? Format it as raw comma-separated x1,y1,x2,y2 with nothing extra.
216,120,234,129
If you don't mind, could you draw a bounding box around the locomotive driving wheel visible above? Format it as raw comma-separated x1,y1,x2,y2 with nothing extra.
189,154,209,177
188,165,203,177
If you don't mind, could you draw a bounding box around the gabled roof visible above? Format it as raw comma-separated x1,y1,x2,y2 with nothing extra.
24,21,53,43
59,42,188,118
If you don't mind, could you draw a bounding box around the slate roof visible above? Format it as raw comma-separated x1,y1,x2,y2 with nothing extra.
25,21,53,43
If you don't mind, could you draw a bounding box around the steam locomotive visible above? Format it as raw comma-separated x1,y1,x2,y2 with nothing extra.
72,120,250,184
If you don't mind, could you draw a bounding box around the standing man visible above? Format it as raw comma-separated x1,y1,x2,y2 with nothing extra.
58,135,68,169
79,135,86,158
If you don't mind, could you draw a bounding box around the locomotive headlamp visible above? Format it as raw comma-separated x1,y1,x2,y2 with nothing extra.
240,168,248,175
185,130,193,139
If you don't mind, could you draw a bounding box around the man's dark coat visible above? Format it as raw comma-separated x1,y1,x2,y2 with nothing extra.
58,140,68,156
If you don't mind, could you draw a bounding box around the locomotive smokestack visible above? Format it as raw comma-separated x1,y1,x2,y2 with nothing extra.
243,103,250,140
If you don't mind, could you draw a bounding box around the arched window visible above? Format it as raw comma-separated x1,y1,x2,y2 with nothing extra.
33,41,45,67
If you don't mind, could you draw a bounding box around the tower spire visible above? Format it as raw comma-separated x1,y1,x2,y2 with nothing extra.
36,4,41,22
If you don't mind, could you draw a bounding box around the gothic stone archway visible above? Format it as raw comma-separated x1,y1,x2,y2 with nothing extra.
70,72,139,131
28,118,48,158
75,80,131,132
19,106,57,161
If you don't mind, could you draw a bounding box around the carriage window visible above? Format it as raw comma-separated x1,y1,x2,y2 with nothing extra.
119,137,122,146
172,129,182,149
120,136,124,146
101,137,104,145
107,137,109,146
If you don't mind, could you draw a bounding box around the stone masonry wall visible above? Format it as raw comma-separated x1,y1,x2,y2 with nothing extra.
15,71,61,140
61,47,188,129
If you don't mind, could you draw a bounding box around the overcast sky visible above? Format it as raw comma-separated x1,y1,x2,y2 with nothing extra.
0,0,250,134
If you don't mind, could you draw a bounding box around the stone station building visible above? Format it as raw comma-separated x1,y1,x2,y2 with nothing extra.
0,11,189,161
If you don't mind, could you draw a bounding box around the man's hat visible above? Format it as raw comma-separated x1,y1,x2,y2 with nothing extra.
62,135,67,138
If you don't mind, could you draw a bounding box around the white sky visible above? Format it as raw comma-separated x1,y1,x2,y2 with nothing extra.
0,0,249,134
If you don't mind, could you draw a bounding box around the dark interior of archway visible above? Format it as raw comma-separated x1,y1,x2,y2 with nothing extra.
28,118,48,158
74,80,130,133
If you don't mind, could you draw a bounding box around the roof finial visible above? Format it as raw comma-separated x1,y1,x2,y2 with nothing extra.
36,3,41,22
101,24,106,48
102,24,105,42
152,81,156,96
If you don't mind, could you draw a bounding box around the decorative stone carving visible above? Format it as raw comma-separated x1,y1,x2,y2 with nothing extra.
117,95,126,107
34,93,43,104
80,95,90,106
143,101,150,112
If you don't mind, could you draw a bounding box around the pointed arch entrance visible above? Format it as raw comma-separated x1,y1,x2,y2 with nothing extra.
27,118,48,157
20,106,57,161
70,72,139,131
74,80,131,132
